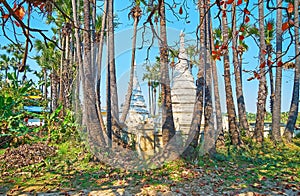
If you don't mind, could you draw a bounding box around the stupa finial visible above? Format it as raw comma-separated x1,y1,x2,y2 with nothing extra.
178,31,187,69
180,31,185,53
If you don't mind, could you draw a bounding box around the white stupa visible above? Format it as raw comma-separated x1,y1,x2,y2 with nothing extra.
120,70,149,129
171,31,196,135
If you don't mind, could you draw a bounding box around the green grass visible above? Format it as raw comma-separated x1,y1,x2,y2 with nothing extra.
0,138,299,195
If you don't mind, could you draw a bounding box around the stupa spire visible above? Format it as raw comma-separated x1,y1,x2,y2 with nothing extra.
132,61,140,90
176,31,188,72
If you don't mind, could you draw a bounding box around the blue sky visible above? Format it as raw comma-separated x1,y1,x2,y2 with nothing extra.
0,0,296,114
109,1,296,113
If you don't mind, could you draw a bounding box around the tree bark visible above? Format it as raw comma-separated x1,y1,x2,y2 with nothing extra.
271,0,283,143
284,0,299,142
107,0,120,139
203,0,215,155
222,3,240,145
43,68,47,100
72,0,86,125
95,0,107,134
82,0,106,149
120,5,140,123
209,19,223,146
58,35,65,108
182,0,205,159
159,0,175,146
51,68,58,111
232,2,249,136
254,0,267,143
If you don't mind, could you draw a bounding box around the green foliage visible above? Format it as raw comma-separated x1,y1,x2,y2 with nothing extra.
42,106,79,143
0,73,42,147
0,138,299,195
247,112,300,124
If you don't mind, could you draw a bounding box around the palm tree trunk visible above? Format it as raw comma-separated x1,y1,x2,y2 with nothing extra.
159,0,175,146
271,0,283,143
43,68,47,100
59,35,65,107
152,85,155,115
5,68,8,80
268,50,274,116
153,88,157,115
222,3,240,145
120,8,140,123
232,3,249,136
82,0,106,148
254,0,267,143
107,35,112,147
107,0,120,138
284,0,299,142
203,0,215,155
91,0,97,80
210,22,223,146
95,0,107,133
51,68,58,111
71,0,86,125
64,34,70,110
182,0,205,159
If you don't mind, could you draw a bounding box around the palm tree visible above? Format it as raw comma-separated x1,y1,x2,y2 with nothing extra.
71,0,88,126
107,0,120,146
254,0,268,143
95,4,107,132
120,1,142,123
158,0,175,146
34,40,60,109
210,35,223,146
82,0,106,149
2,44,23,81
222,2,240,145
232,2,250,136
202,0,215,155
183,0,206,159
143,60,160,116
284,0,299,142
271,0,283,142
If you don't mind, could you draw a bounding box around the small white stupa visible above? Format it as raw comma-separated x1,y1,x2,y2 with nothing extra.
171,31,196,135
120,70,149,129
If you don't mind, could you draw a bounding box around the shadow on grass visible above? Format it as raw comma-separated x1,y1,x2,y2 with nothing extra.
1,140,299,195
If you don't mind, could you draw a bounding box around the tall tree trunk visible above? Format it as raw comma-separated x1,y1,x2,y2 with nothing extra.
209,19,223,146
95,0,107,133
107,34,112,147
232,2,249,136
153,87,157,115
72,0,86,125
91,0,96,79
222,3,240,145
284,0,299,142
159,0,175,146
212,58,223,145
182,0,205,159
203,0,215,155
59,35,65,107
43,68,47,100
254,0,267,143
51,68,58,111
120,5,141,123
268,48,274,116
82,0,106,149
107,0,120,139
149,81,152,115
64,34,70,111
271,0,283,143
